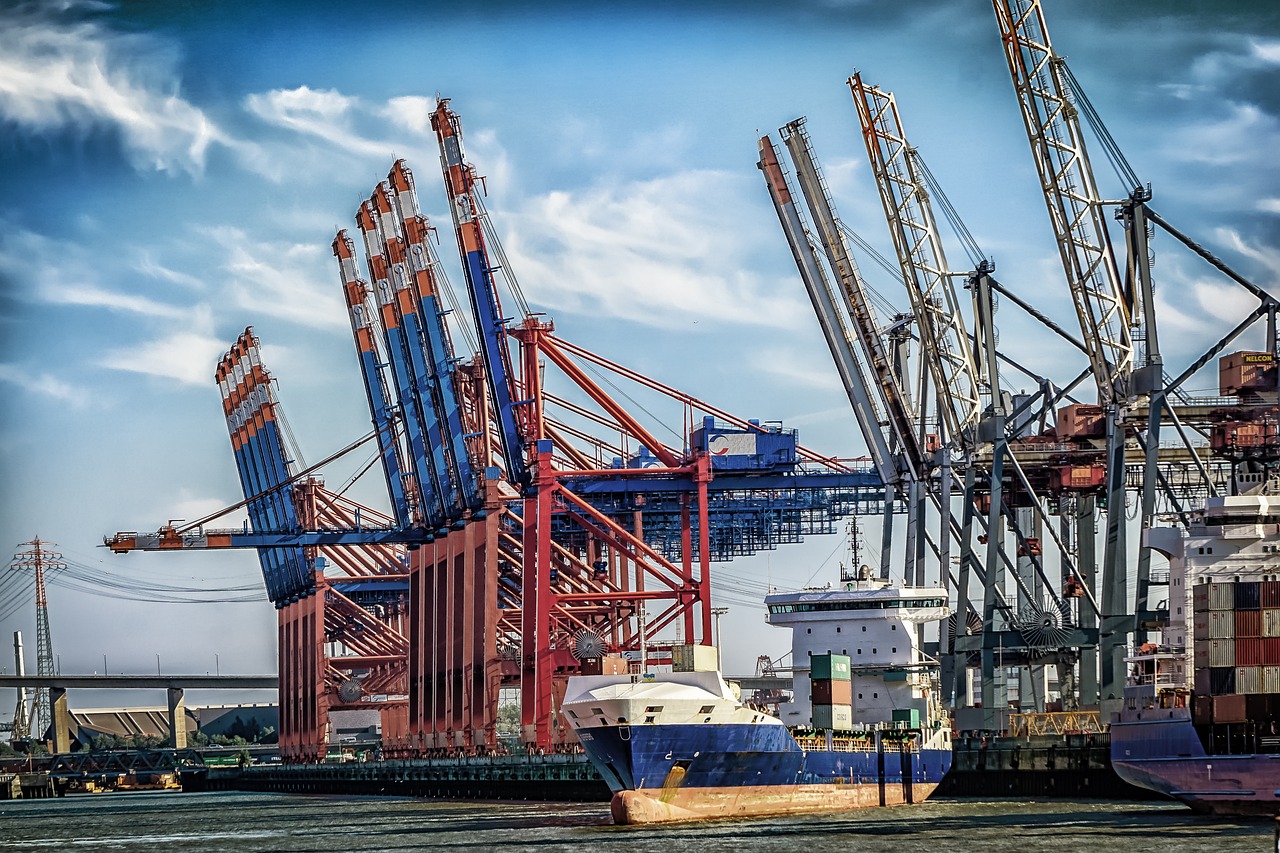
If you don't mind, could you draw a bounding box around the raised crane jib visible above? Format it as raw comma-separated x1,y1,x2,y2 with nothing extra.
757,133,900,487
777,118,927,479
849,72,983,451
431,98,530,488
992,0,1134,405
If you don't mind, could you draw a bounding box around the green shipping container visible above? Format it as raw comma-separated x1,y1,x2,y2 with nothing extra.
891,708,920,728
810,653,852,681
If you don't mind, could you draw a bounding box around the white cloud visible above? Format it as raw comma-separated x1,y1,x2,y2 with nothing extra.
0,3,232,174
98,306,227,386
382,96,435,137
135,252,205,291
245,86,392,158
1162,101,1280,168
0,228,190,318
1214,226,1280,284
0,363,90,407
202,225,347,330
503,170,808,330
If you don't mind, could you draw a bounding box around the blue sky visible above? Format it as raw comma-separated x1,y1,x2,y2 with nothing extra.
1,1,1278,714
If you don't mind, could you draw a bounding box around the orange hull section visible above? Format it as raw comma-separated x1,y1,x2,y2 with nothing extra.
612,781,940,824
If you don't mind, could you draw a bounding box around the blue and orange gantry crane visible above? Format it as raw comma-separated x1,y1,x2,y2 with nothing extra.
106,97,887,758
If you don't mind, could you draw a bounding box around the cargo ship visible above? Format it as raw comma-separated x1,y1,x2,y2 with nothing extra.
1111,494,1280,816
560,573,952,824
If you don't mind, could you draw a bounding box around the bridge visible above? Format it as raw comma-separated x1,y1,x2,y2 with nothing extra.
2,675,277,753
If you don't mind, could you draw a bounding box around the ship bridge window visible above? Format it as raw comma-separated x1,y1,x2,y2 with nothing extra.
645,706,664,713
698,705,716,715
768,598,945,615
590,708,604,716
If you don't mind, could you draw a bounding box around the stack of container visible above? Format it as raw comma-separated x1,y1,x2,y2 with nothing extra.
810,653,852,731
1191,579,1280,724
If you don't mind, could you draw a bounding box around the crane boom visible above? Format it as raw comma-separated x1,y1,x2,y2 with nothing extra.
215,328,312,603
757,134,898,486
356,200,448,530
387,160,485,513
779,118,925,478
332,230,416,529
850,73,983,449
992,0,1133,405
431,98,530,488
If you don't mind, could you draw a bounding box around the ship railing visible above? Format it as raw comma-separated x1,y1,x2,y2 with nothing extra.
793,733,920,753
1007,711,1104,737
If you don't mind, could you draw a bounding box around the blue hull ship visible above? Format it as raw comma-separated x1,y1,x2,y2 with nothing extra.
563,576,954,824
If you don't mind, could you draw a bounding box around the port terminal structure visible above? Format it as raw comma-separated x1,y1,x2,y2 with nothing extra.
104,99,885,761
101,0,1280,760
757,0,1280,732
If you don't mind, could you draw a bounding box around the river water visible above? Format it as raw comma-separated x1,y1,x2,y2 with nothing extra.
0,792,1271,851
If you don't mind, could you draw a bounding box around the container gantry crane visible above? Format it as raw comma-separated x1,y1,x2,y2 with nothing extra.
108,98,890,758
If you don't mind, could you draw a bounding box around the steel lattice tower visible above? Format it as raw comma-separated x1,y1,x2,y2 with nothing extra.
11,538,64,742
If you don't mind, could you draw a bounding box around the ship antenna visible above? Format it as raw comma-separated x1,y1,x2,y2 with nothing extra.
840,520,860,584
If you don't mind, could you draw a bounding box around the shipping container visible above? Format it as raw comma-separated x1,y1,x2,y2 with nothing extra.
1209,638,1236,668
1193,641,1210,670
1267,637,1280,666
1236,666,1263,694
1209,666,1236,695
1236,637,1265,667
1218,350,1277,395
1192,583,1210,613
1263,665,1280,694
1209,582,1235,611
1245,694,1280,723
1193,667,1211,695
811,678,853,706
891,708,921,728
1214,693,1248,723
1235,581,1262,611
1055,404,1105,439
671,644,719,673
1264,609,1280,638
1262,581,1280,610
810,654,852,681
1192,694,1214,725
1235,609,1262,638
1209,610,1236,639
1193,610,1211,639
811,704,853,731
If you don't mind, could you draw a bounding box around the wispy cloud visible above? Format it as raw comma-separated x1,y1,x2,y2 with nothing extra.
135,252,205,291
0,3,233,175
0,228,188,318
246,86,394,158
97,305,227,386
0,362,90,407
503,170,808,330
202,225,346,330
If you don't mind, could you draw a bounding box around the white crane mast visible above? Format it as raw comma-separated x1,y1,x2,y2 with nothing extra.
992,0,1133,406
850,72,983,449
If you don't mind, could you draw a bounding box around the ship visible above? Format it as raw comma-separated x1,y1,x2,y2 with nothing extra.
1110,494,1280,816
560,568,952,824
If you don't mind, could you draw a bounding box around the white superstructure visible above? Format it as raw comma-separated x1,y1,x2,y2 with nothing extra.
765,578,949,727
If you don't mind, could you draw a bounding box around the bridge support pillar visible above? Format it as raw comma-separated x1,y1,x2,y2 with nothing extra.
49,687,72,754
167,687,187,749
